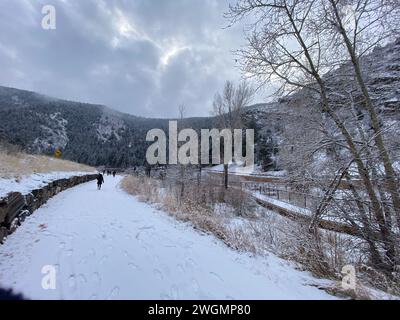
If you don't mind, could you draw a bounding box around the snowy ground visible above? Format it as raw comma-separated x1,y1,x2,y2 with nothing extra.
207,164,287,177
0,171,94,198
0,176,336,300
253,192,312,216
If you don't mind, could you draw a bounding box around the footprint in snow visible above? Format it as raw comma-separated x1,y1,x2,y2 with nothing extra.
209,272,224,283
123,250,135,261
67,234,75,241
138,226,155,231
170,285,179,300
99,255,108,265
91,272,102,286
78,274,87,284
125,233,133,240
88,248,96,257
191,279,200,293
177,264,185,274
68,274,77,289
160,293,171,300
164,244,176,248
128,262,139,270
135,231,143,241
185,258,197,269
153,269,164,280
107,287,120,300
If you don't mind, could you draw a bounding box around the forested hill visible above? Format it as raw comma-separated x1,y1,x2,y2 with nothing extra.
0,86,214,167
0,84,284,169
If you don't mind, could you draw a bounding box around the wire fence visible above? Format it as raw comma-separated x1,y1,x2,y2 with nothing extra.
133,167,323,211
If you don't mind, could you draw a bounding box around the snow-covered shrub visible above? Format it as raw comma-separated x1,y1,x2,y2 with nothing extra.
222,187,258,217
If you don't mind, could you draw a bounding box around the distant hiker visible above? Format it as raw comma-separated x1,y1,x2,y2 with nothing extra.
112,171,116,177
145,164,151,177
97,173,104,190
159,169,166,180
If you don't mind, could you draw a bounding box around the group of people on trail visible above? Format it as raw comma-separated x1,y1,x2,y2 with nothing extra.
103,169,117,177
97,169,117,190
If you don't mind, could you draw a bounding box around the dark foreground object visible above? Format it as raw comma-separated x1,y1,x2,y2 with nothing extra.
0,288,25,300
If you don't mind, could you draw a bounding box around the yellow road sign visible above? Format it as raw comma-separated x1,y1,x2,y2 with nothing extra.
54,148,62,158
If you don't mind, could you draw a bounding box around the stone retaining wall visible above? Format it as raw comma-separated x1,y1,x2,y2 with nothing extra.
0,174,98,244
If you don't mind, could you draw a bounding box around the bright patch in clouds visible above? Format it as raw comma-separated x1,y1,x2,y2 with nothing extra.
160,45,189,67
114,10,140,40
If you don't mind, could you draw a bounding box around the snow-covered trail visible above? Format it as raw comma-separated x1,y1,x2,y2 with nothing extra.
0,176,335,300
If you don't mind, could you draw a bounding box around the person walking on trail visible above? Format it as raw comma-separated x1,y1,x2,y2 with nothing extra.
96,173,104,190
112,171,116,177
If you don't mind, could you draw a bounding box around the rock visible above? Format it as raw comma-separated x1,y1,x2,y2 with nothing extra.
0,198,7,225
3,192,25,229
0,226,8,244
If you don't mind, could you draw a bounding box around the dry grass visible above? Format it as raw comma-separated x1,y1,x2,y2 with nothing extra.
121,174,400,299
0,152,95,178
121,175,256,251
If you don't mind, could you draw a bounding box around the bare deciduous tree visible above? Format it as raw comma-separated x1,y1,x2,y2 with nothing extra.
178,104,186,202
227,0,400,275
213,80,254,188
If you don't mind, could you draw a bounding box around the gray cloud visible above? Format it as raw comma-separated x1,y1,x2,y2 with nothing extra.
0,0,263,117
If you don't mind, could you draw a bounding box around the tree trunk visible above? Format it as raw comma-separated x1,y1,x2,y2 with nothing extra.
344,174,392,272
318,81,395,271
224,164,228,189
329,0,400,230
309,163,351,233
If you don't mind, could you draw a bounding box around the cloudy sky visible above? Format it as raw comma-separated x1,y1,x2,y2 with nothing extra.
0,0,267,118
